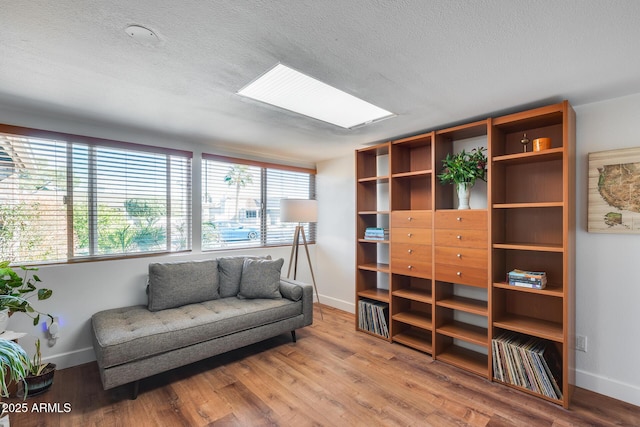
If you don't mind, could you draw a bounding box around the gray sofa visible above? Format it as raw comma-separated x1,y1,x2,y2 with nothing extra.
91,256,313,398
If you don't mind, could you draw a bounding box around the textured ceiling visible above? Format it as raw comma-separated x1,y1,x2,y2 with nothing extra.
2,0,640,164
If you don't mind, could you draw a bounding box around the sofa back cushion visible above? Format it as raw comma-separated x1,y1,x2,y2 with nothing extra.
148,259,219,311
237,258,284,299
218,255,270,297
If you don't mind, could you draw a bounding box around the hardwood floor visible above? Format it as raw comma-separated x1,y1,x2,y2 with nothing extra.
6,305,639,426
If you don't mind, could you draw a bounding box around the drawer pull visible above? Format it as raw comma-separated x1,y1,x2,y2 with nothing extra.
408,216,413,221
407,233,412,237
456,235,462,239
456,217,462,221
457,253,462,258
408,249,413,254
456,271,462,276
408,265,413,270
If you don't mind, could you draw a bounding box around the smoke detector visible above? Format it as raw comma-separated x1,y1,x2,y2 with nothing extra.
125,25,160,44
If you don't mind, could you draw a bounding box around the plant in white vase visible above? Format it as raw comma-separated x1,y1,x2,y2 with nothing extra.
438,147,488,209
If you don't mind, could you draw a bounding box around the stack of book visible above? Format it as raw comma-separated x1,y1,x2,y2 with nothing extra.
364,227,389,240
507,269,547,289
358,299,389,338
492,331,563,400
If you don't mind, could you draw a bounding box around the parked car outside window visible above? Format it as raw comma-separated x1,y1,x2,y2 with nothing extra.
210,221,260,241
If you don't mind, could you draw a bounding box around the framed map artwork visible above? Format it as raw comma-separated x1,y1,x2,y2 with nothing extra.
588,147,640,233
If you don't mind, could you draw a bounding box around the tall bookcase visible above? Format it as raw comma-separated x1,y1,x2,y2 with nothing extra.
389,132,434,353
433,120,491,379
355,142,391,339
489,101,575,407
354,100,575,408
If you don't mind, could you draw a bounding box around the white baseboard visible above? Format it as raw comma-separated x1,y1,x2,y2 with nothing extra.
42,346,96,370
576,368,640,407
318,294,354,314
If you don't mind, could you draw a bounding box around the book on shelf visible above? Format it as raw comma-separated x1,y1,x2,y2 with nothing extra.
507,269,547,290
492,331,563,400
364,227,389,240
358,299,389,338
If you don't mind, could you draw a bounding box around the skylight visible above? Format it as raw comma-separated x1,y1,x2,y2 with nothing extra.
237,64,395,129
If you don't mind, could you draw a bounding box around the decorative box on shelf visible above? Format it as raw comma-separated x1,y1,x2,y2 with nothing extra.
507,269,547,290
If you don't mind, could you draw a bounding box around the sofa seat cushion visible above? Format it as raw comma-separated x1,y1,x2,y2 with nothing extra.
92,297,302,368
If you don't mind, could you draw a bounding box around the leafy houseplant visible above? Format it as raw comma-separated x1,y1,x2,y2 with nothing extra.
438,147,488,209
0,338,30,399
22,338,56,396
0,261,53,327
438,147,488,187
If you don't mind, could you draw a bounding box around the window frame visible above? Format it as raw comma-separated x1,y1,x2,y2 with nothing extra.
0,124,193,265
201,153,317,251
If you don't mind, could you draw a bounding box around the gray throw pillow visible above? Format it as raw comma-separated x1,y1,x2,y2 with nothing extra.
237,258,284,299
218,255,270,297
148,259,219,311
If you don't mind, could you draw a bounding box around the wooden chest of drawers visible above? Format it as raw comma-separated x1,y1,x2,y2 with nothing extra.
391,210,432,279
434,210,488,288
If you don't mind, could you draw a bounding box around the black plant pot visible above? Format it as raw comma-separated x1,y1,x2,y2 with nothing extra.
20,363,56,397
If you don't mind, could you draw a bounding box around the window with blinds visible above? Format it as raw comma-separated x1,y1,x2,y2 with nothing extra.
202,155,315,250
0,127,192,264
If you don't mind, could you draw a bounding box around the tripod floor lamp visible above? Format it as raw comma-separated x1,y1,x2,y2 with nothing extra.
280,198,323,320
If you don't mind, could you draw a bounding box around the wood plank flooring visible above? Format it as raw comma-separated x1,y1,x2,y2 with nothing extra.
6,305,640,426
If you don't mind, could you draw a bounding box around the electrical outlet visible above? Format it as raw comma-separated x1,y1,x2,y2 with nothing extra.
576,335,587,352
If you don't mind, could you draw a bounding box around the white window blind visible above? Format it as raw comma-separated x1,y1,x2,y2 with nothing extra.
266,168,316,244
201,159,262,250
0,127,192,264
202,155,315,250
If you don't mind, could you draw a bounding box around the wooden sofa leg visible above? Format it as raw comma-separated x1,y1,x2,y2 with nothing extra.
132,380,140,400
291,330,297,343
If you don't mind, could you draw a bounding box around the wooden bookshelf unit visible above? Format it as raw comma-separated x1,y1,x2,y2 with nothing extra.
355,101,575,408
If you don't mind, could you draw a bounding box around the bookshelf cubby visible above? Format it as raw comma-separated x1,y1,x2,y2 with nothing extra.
355,101,575,408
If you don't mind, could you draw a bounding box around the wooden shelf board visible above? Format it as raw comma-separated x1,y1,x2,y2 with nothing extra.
358,239,390,244
392,170,432,179
358,210,390,215
357,288,390,303
356,327,390,341
493,282,564,298
492,103,564,130
492,202,563,209
436,120,488,140
393,330,433,354
357,262,389,273
493,378,564,405
392,133,433,145
492,147,563,165
436,296,488,316
357,175,390,183
392,311,433,330
392,288,433,304
493,314,563,343
437,321,488,347
492,242,563,252
436,345,488,376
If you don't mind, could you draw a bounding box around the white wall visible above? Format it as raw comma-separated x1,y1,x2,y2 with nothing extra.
574,93,640,406
316,153,356,312
314,94,640,407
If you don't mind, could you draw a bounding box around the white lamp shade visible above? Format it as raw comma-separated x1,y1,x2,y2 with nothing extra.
280,199,318,223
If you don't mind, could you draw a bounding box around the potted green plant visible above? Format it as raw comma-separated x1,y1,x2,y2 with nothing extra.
0,261,53,332
438,147,488,209
0,327,31,424
0,338,29,397
19,338,55,397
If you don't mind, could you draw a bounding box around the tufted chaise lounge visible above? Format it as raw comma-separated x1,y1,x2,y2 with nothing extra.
91,256,313,398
